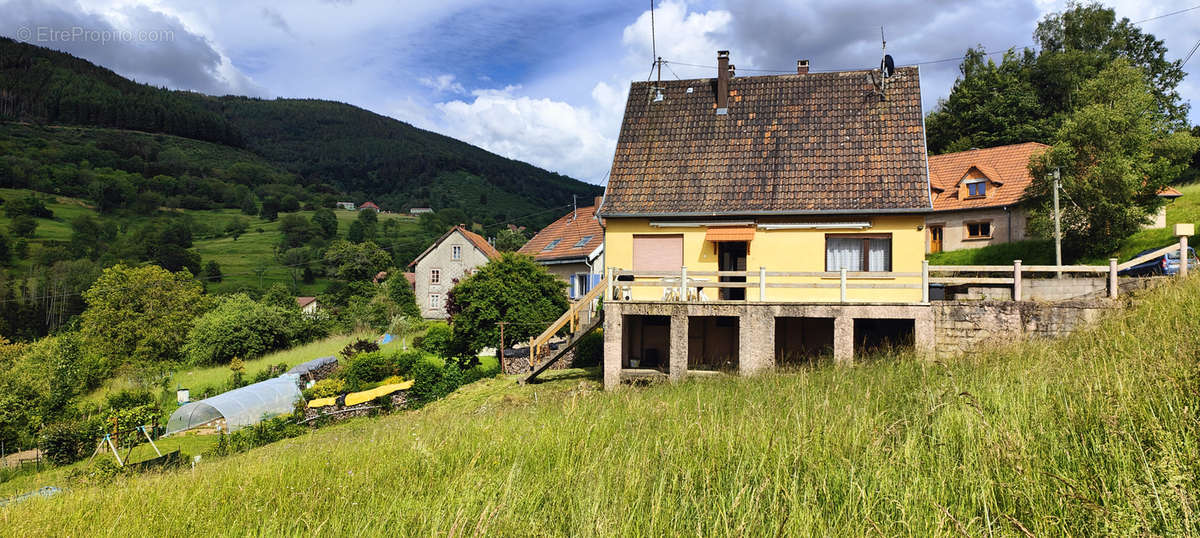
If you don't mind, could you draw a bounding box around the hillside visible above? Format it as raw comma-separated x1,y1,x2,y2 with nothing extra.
0,37,601,227
3,277,1197,535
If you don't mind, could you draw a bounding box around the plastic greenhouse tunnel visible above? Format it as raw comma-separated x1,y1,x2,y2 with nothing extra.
166,375,302,434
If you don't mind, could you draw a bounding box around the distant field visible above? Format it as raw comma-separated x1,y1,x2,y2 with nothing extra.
0,188,422,295
3,277,1197,535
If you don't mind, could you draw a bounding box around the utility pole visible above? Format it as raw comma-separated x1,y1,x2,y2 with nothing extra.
1053,168,1062,278
498,321,507,368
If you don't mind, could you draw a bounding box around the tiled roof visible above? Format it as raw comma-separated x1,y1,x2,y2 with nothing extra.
928,142,1048,211
296,296,317,308
1159,186,1184,198
518,204,603,262
600,66,931,217
408,225,500,267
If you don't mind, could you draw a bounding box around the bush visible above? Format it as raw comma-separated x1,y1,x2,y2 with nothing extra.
184,294,294,365
572,329,603,367
339,352,394,391
304,378,346,399
408,361,443,404
225,415,305,454
105,389,155,410
415,324,453,357
392,351,423,377
339,338,379,360
43,420,97,465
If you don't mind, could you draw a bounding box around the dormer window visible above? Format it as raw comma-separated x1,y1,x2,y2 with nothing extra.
965,178,986,198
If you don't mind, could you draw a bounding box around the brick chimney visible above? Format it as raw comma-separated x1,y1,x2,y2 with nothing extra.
797,59,810,74
593,196,602,208
716,50,730,113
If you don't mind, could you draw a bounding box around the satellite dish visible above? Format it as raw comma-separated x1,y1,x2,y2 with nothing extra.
881,54,895,78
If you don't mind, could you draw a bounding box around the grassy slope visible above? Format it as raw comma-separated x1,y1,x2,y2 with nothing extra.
927,182,1200,266
0,188,420,295
3,281,1197,535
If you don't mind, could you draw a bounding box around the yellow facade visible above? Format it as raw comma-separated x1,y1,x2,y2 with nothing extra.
605,215,926,303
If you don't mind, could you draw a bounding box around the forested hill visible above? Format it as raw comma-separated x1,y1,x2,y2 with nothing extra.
0,37,601,223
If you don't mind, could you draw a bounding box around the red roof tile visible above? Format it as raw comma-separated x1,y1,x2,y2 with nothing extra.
600,66,931,217
518,205,603,262
927,143,1049,211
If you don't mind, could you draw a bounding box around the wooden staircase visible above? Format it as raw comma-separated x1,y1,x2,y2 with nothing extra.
524,277,607,383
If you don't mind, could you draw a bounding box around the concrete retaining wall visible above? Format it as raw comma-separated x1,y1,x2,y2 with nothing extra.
932,299,1112,357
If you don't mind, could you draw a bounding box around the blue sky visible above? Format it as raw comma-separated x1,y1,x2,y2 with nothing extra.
4,0,1199,183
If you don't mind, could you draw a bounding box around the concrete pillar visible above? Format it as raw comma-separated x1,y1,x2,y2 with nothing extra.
833,315,854,364
914,312,935,359
602,306,622,390
739,309,774,376
669,313,688,382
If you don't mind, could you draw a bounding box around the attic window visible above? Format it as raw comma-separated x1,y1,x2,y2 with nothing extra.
573,235,594,248
543,239,562,251
965,178,987,198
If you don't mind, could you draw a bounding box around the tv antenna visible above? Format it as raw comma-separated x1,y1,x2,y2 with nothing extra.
649,0,664,102
879,26,895,101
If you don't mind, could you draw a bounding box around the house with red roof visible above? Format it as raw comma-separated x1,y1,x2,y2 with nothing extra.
408,225,500,319
359,201,381,212
517,198,604,299
926,142,1184,253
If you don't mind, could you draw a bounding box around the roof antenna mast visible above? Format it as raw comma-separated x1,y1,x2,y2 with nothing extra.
650,0,664,102
880,26,887,101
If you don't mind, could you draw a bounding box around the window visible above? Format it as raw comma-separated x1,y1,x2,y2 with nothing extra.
965,179,986,198
966,221,992,239
429,294,441,309
825,235,892,272
543,239,562,251
632,235,683,272
452,245,461,260
431,269,441,285
573,235,594,248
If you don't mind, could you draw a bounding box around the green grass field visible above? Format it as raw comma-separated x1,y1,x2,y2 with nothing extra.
2,276,1196,535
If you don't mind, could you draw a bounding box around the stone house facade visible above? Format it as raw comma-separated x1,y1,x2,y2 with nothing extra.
409,226,500,319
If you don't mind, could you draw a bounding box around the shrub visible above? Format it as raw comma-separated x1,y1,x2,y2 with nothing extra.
572,329,603,367
105,389,155,410
43,420,96,465
304,378,345,399
226,415,305,453
392,351,423,377
408,361,443,405
415,324,453,357
184,294,294,365
339,338,379,360
339,352,393,391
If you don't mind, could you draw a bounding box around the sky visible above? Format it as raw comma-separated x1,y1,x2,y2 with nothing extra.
3,0,1199,184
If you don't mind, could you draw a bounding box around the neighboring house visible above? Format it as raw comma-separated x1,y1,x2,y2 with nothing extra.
517,198,605,300
359,201,381,212
925,143,1183,252
410,207,434,215
336,201,356,211
408,225,500,319
296,296,321,315
402,272,416,289
925,143,1048,253
597,51,934,389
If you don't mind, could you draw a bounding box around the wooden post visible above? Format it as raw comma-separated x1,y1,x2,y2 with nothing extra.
921,260,929,303
1012,260,1022,301
680,266,687,301
759,266,767,302
529,337,536,371
1108,258,1118,299
839,268,847,303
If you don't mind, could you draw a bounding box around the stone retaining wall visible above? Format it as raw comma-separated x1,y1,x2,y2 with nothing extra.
932,299,1113,357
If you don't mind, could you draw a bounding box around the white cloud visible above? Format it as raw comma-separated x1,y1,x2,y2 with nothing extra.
621,0,735,68
418,74,466,94
435,86,616,182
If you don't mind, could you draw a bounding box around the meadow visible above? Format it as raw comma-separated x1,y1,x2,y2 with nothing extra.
1,275,1195,535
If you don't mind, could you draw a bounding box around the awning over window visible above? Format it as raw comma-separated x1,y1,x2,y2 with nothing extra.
704,226,755,242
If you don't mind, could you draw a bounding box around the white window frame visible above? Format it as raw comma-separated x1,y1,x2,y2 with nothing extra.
429,294,441,308
431,269,441,285
452,245,462,260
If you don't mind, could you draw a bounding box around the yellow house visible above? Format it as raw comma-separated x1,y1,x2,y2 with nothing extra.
595,51,935,389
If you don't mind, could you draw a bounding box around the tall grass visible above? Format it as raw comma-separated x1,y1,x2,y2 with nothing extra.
4,279,1198,535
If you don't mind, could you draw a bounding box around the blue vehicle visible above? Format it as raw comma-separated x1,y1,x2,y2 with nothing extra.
1118,246,1199,276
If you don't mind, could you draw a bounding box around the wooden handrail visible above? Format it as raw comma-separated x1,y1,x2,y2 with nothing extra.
1116,244,1183,271
529,277,607,365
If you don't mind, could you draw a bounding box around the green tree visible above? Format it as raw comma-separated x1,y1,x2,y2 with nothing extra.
260,197,280,221
323,240,390,281
385,272,421,319
261,283,296,310
80,264,209,368
225,218,249,241
9,215,36,238
183,294,293,365
1027,59,1200,259
278,214,314,249
203,260,223,282
280,195,300,213
494,228,528,252
311,208,338,239
240,194,258,216
444,253,566,359
0,232,10,265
